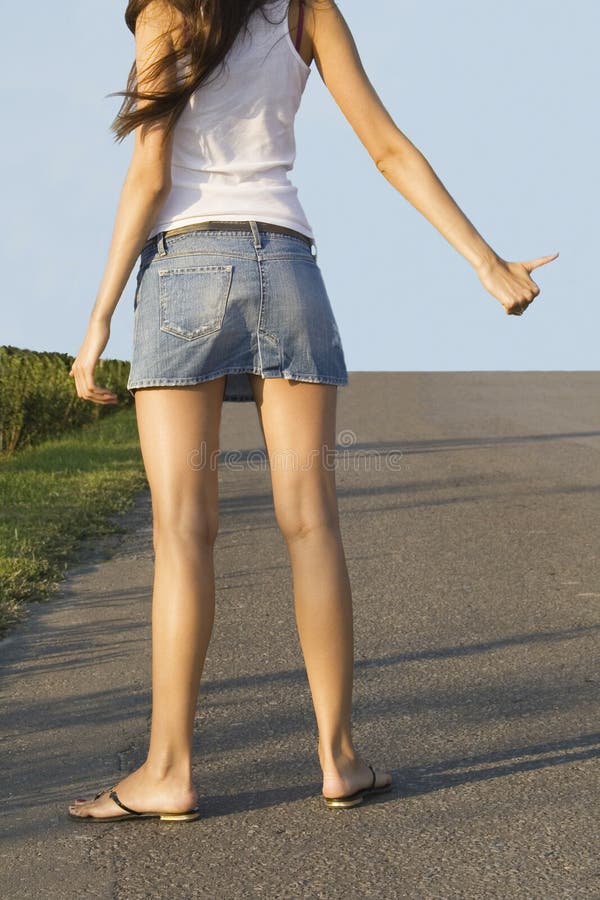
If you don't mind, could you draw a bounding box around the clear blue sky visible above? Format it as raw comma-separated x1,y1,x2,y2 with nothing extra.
3,1,597,370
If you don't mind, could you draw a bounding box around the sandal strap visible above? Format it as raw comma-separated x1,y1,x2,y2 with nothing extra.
109,788,142,816
368,765,376,789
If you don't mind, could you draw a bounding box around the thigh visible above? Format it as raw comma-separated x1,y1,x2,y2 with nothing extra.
247,375,340,536
132,379,226,535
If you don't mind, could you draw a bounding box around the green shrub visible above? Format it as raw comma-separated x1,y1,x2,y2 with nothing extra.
0,346,133,455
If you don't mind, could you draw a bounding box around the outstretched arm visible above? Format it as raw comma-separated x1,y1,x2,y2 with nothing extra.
306,1,558,315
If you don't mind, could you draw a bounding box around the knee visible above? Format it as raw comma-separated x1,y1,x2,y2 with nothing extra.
276,507,340,544
152,508,219,551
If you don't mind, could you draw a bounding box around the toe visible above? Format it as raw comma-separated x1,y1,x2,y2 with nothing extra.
68,787,112,817
68,803,86,816
377,769,393,788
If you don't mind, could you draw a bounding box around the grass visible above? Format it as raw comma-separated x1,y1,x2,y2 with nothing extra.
0,406,148,638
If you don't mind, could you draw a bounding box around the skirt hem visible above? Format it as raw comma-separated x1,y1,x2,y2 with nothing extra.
127,368,349,400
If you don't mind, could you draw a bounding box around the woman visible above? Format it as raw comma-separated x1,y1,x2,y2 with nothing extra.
67,0,557,822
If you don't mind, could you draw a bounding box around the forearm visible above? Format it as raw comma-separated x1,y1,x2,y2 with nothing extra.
88,169,169,325
377,146,500,272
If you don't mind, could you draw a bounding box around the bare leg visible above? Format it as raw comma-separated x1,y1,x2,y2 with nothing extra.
69,379,225,818
247,375,392,799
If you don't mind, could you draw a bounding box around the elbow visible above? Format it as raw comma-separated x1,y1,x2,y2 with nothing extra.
145,176,172,199
375,134,423,176
375,154,388,175
128,166,171,198
375,145,405,176
157,178,172,198
375,151,397,176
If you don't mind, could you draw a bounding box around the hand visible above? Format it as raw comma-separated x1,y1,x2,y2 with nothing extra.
476,251,559,316
69,318,119,405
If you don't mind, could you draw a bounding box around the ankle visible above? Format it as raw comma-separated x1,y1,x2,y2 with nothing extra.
318,739,357,773
142,757,193,785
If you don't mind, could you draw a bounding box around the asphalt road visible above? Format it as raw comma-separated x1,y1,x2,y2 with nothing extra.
1,372,599,899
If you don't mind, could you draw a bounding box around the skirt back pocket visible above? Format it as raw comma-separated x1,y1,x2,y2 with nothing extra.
159,264,234,341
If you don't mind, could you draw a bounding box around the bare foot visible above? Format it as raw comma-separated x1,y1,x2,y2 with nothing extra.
319,749,393,800
68,762,198,819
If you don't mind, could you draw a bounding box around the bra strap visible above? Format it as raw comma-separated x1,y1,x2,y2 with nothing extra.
294,0,305,52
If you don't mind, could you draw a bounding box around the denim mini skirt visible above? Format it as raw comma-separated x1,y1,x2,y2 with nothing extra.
126,221,349,402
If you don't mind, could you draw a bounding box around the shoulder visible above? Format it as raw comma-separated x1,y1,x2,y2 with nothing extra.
301,1,347,48
133,0,186,52
134,0,182,29
302,0,339,22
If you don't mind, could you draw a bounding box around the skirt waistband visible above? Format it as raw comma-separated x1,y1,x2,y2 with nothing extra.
161,220,314,248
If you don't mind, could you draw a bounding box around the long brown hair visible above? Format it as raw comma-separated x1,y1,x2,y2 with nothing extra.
108,0,295,143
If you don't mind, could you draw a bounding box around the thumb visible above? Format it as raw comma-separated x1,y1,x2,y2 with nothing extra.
523,252,560,274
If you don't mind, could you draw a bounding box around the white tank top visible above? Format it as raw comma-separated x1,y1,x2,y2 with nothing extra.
148,0,314,241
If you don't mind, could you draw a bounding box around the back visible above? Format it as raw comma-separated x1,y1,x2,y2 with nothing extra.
148,0,314,240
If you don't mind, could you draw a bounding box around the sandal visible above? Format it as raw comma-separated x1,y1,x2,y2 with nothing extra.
68,786,201,823
323,764,393,809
